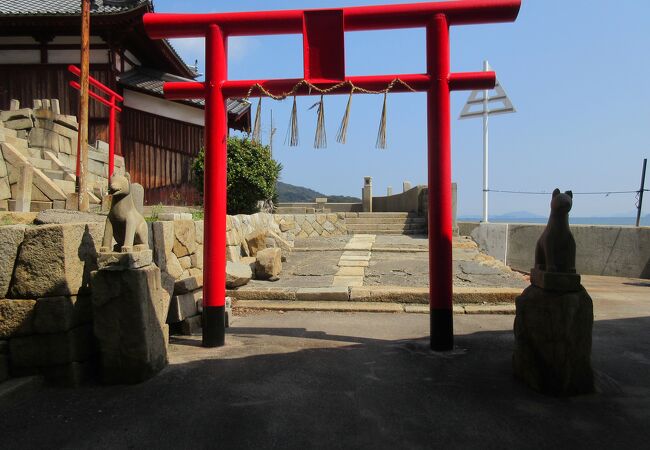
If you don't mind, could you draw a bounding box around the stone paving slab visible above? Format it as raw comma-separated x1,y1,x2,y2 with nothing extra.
335,266,365,277
332,276,363,287
296,287,349,302
337,260,369,267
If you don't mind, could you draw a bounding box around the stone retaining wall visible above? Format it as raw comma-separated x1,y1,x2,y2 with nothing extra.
0,211,288,386
273,213,348,238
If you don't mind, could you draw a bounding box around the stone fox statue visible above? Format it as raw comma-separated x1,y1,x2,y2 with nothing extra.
534,188,576,273
102,174,148,252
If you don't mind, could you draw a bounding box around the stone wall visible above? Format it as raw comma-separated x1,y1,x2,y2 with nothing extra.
0,212,289,385
273,213,348,238
0,221,104,386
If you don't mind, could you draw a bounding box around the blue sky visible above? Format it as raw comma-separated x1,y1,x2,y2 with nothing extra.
155,0,649,217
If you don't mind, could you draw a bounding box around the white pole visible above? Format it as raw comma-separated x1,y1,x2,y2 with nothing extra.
482,60,489,223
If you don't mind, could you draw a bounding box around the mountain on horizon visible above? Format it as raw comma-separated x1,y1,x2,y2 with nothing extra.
276,181,361,203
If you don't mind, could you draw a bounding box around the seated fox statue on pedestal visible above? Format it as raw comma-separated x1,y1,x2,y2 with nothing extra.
101,173,148,253
534,188,576,273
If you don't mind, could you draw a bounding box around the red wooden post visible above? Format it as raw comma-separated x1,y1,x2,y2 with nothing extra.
427,14,453,351
108,95,116,177
202,24,228,347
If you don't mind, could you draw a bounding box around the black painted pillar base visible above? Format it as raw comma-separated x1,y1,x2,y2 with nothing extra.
430,308,454,351
202,305,226,348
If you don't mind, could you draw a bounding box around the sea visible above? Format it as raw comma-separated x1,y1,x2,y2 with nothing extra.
458,217,650,226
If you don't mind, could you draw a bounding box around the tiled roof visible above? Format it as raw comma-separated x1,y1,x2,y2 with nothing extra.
119,67,251,119
0,0,149,16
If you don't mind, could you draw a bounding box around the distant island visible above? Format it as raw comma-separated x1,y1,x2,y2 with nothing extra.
276,181,361,203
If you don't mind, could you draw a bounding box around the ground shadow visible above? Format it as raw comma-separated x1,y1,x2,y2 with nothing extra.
1,316,649,449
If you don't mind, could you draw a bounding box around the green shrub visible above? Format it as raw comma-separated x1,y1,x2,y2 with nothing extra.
192,137,282,215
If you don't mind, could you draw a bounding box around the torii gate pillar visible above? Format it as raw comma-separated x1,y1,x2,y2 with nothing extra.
202,24,229,346
427,14,453,350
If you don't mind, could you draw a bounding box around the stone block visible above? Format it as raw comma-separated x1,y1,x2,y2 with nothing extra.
51,99,61,115
92,265,167,384
5,118,34,130
160,272,175,321
245,230,267,257
530,269,581,292
255,248,282,280
165,252,184,279
0,299,36,338
14,163,33,212
53,115,78,131
172,220,196,257
226,261,252,288
167,289,202,323
0,225,26,298
97,249,153,271
33,295,92,334
9,324,96,368
296,287,349,302
513,285,594,396
0,149,9,178
10,222,103,298
178,255,192,270
0,108,33,122
170,314,202,336
28,128,61,151
195,220,204,244
152,221,174,271
226,244,241,263
174,275,203,295
191,245,203,269
279,221,295,232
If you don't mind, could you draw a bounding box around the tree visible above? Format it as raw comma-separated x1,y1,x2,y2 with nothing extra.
192,137,282,215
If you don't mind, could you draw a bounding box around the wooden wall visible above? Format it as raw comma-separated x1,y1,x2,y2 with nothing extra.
121,107,203,205
0,64,119,153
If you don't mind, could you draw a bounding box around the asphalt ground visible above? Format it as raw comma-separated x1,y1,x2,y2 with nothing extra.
1,276,649,449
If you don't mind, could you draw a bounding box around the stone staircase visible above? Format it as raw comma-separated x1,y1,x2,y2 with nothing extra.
346,212,427,235
0,99,124,212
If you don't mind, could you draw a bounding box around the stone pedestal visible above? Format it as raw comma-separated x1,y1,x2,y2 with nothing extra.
91,255,167,384
513,283,595,396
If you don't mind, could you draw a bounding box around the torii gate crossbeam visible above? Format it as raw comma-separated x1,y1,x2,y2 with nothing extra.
144,0,521,350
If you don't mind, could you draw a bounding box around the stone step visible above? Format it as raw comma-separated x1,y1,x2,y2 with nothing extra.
348,229,426,235
43,168,67,180
346,223,426,231
346,217,426,225
13,146,43,159
357,212,413,218
3,134,29,149
52,178,76,194
27,157,53,170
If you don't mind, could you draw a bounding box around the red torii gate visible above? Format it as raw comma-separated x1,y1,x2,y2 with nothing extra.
144,0,521,350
